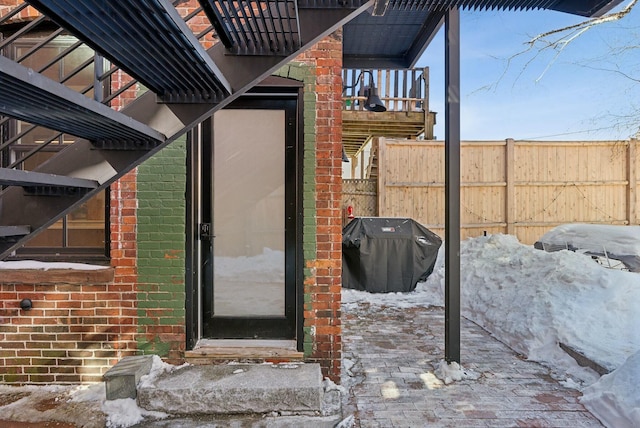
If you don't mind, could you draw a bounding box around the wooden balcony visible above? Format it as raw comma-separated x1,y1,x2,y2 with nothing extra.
342,68,435,159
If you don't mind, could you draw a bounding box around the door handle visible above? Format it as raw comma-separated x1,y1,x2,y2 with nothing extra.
199,223,213,240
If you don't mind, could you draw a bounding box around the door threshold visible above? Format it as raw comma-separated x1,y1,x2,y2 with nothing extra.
186,339,303,364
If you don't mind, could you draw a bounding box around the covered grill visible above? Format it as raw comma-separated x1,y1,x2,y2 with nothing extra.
342,217,441,293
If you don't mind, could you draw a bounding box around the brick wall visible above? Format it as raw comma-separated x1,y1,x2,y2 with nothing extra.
277,31,344,382
0,0,40,22
0,268,141,383
135,138,187,363
309,32,344,382
0,171,139,384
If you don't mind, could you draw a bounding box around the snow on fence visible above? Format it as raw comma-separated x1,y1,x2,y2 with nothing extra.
347,137,638,244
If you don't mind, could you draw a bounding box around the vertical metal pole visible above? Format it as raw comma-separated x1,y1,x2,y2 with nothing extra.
94,53,104,103
444,7,461,364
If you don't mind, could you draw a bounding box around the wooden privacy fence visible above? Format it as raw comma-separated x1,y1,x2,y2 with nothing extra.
342,179,377,225
374,137,639,244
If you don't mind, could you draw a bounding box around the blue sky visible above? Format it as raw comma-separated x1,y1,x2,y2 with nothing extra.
416,4,640,141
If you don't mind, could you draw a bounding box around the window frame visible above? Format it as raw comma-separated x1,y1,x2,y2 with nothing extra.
0,30,111,263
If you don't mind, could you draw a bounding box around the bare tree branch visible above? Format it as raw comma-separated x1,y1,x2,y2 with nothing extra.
471,1,640,138
521,0,638,81
472,2,638,93
528,0,637,45
573,63,640,83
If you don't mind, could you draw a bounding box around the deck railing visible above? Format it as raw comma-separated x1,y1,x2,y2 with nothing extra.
342,68,428,112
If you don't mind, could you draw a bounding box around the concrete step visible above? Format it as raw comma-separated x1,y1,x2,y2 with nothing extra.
103,355,154,400
137,363,324,415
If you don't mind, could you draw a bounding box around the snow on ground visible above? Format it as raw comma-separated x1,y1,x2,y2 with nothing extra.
433,360,481,385
82,356,179,428
102,397,168,428
343,229,640,428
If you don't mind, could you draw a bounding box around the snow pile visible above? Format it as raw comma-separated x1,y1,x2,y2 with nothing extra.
424,234,640,427
102,398,169,428
537,223,640,257
424,234,640,376
138,355,188,388
103,398,145,428
581,352,640,428
434,360,481,385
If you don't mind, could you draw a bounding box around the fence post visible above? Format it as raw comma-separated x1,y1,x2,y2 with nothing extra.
376,137,385,216
628,138,637,225
505,138,515,235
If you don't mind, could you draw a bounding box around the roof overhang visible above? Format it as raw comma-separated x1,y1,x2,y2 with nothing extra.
343,0,624,69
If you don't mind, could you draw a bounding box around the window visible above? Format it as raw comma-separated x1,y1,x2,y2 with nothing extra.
1,31,109,261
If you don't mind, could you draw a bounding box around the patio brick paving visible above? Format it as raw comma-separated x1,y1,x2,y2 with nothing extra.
341,302,603,428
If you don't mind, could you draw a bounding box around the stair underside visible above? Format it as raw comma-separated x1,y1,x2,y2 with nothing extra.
0,55,166,145
27,0,231,103
0,1,373,258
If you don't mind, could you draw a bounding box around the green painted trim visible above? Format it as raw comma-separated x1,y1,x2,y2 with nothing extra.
275,62,318,358
136,138,187,357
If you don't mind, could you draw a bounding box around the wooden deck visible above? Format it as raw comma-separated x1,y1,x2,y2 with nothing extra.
343,109,435,156
342,68,435,158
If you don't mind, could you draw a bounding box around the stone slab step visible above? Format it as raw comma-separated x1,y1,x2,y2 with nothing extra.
137,363,323,415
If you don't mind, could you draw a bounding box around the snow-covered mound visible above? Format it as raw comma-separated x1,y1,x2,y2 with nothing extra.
536,224,640,271
581,351,640,428
424,234,640,374
537,223,640,257
419,233,640,427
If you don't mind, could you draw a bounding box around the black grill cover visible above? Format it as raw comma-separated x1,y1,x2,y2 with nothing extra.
342,217,442,293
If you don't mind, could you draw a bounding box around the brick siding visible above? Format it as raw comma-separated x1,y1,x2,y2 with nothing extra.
290,30,344,382
136,138,187,363
0,0,344,384
0,171,140,384
0,0,40,22
0,268,140,384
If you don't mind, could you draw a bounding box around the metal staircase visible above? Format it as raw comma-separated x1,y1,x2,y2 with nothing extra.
0,0,371,258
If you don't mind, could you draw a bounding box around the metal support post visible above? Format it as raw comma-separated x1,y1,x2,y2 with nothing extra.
444,7,461,364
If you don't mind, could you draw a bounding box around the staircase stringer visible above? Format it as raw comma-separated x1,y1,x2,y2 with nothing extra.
0,2,373,258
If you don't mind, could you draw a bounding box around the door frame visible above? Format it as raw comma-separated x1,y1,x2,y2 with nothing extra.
186,77,304,350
